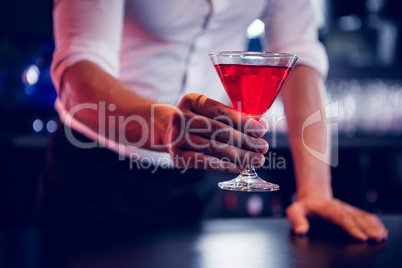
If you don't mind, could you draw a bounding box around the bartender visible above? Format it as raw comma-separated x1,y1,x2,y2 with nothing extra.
39,0,387,241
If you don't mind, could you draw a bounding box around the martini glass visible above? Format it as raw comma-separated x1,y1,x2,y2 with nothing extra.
209,51,298,192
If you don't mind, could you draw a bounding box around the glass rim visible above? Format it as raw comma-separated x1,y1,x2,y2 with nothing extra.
209,51,299,59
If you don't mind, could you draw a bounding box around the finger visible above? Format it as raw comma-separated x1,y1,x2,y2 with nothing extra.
354,211,388,241
174,151,243,173
286,203,310,235
366,214,389,239
352,214,379,239
184,114,269,153
181,134,265,168
353,214,386,242
189,95,267,137
316,203,368,241
358,210,388,235
338,215,369,241
342,202,388,241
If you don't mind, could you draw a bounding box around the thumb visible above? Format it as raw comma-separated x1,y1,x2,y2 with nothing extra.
286,202,310,235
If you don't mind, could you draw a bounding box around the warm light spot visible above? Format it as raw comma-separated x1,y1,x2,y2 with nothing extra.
247,19,265,39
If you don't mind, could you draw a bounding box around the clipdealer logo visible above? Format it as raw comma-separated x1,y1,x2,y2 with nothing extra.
302,101,339,167
61,100,339,169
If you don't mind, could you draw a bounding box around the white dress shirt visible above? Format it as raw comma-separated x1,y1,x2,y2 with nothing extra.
51,0,328,164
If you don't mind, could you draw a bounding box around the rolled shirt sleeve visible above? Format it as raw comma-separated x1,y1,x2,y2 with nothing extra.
51,0,125,93
263,0,329,78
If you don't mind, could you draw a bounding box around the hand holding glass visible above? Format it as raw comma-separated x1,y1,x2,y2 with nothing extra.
209,51,298,192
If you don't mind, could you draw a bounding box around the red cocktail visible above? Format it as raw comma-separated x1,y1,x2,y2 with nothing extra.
214,64,293,117
210,51,298,192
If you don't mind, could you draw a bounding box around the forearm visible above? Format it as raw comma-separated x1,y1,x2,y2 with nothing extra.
59,60,170,152
58,60,268,172
281,65,332,199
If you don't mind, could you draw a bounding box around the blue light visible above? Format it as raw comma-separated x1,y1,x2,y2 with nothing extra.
32,119,44,132
46,120,57,133
22,65,40,86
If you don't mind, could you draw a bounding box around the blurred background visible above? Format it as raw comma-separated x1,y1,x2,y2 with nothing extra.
0,0,401,227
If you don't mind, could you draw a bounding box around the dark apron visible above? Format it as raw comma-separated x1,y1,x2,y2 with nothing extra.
36,123,214,228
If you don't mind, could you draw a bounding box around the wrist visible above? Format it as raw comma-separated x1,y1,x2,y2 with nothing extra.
296,182,333,200
295,168,333,201
297,189,333,201
153,104,177,153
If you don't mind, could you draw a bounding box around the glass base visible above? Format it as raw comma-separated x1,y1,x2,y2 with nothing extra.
218,166,279,192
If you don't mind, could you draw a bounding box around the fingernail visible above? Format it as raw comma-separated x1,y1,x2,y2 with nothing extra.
259,120,268,131
295,226,308,235
256,139,269,153
376,230,388,241
250,122,266,137
358,235,368,242
374,236,385,242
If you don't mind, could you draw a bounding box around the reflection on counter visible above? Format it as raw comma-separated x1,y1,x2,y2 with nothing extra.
1,0,402,227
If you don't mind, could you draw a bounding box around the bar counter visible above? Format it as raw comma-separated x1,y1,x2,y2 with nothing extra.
0,215,401,268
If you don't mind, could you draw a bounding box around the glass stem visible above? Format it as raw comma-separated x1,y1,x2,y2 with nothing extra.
241,165,257,176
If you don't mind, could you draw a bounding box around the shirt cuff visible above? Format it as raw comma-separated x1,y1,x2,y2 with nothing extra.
272,42,329,79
